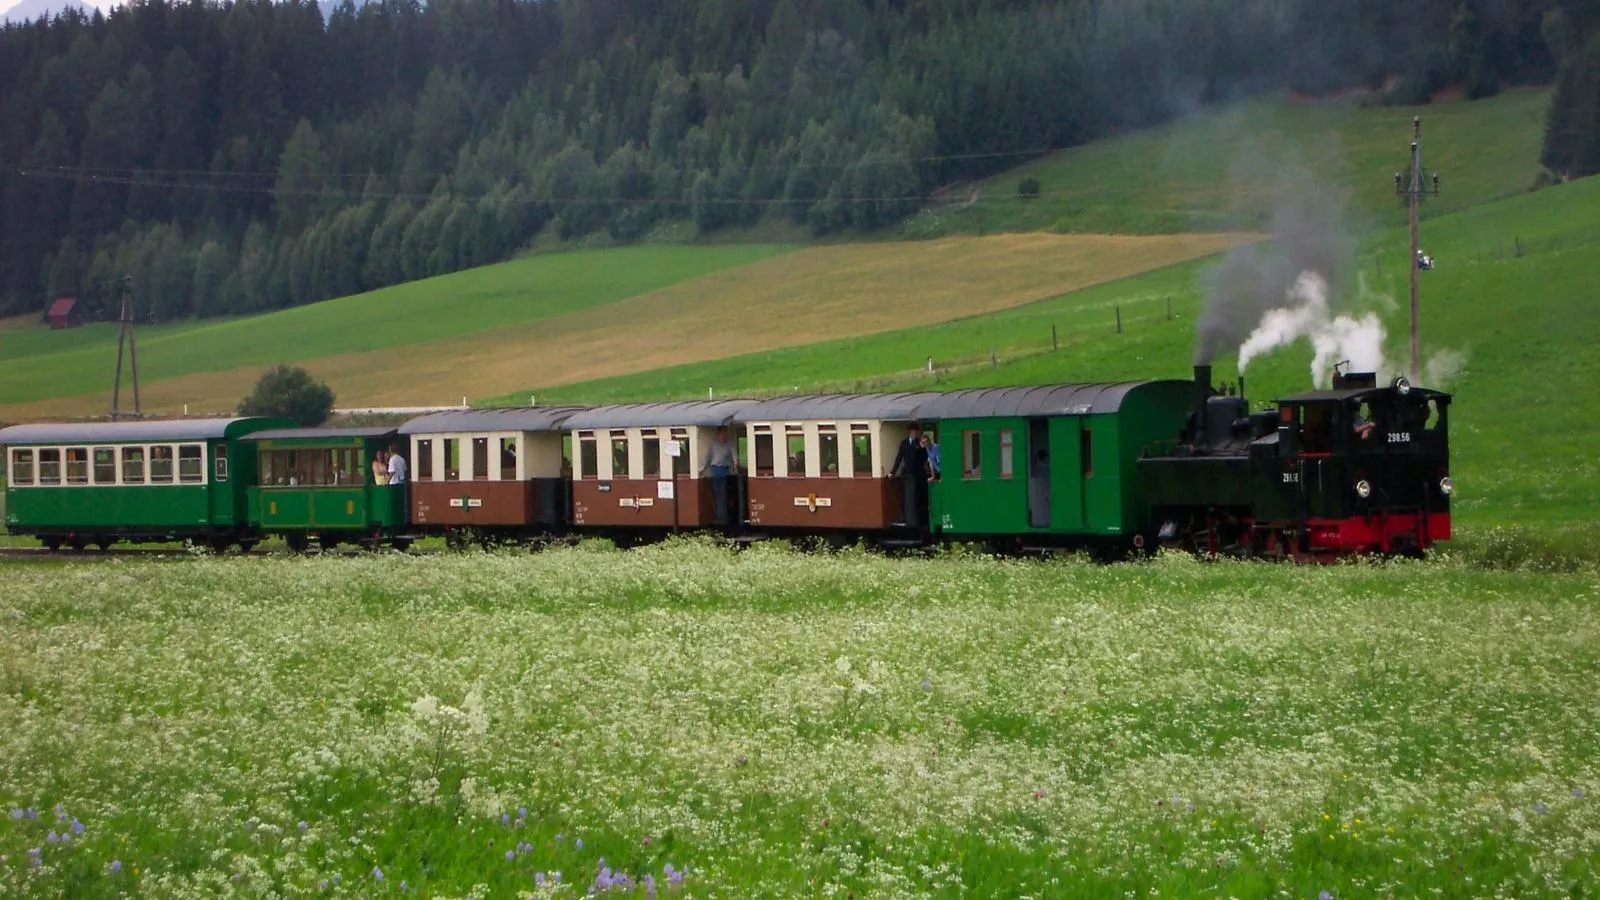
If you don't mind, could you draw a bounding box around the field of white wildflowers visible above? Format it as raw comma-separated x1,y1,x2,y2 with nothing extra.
1,540,1597,898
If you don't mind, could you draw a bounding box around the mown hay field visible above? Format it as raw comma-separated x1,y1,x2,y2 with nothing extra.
0,233,1245,421
1,544,1597,898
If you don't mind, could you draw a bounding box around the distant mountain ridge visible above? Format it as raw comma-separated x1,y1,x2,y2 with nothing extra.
1,0,91,24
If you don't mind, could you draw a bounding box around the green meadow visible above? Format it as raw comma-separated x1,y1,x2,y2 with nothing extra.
0,244,792,408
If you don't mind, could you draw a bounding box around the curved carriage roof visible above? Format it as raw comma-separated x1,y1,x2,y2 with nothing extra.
398,406,588,435
912,381,1185,419
562,400,759,430
242,426,398,441
732,392,941,423
0,417,280,445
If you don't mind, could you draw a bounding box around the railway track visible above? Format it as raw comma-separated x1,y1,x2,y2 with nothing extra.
0,546,432,561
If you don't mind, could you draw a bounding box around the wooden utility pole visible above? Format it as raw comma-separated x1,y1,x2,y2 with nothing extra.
1394,117,1440,384
110,277,142,419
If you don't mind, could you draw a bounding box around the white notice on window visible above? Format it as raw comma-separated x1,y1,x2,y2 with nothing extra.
657,481,675,500
665,440,682,457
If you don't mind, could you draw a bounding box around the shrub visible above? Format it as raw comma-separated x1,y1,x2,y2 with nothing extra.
1017,177,1041,199
238,364,336,426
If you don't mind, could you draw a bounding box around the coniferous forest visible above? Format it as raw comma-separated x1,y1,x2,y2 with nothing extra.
0,0,1593,321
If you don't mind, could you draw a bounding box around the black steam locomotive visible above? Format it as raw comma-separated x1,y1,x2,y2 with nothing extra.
1138,364,1454,559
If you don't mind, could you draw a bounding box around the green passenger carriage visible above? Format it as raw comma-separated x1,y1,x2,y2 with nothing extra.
0,417,291,550
242,427,411,551
918,382,1193,549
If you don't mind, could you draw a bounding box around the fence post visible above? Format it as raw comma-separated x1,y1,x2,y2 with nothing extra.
1166,297,1172,320
990,347,997,367
1051,325,1058,351
1514,237,1524,258
926,355,933,373
1115,306,1122,334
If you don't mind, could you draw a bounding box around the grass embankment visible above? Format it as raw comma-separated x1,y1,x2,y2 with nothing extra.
0,234,1241,420
1,546,1596,897
511,175,1600,532
903,88,1550,237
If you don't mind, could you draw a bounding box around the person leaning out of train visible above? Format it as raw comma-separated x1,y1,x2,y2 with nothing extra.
386,444,408,485
700,426,738,527
372,450,389,485
920,433,941,482
1353,403,1376,440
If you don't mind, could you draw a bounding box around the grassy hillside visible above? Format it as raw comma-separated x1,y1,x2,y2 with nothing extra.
0,245,793,409
0,233,1241,420
901,88,1551,237
504,176,1600,528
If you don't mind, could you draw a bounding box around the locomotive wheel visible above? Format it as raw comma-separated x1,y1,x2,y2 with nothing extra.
318,535,340,552
96,539,113,551
210,537,233,554
392,539,414,552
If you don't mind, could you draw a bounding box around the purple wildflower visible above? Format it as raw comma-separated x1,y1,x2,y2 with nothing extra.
298,820,308,832
555,832,565,843
400,880,408,890
921,678,931,691
502,813,511,825
1576,787,1587,799
515,818,525,829
53,803,67,821
506,849,516,861
373,865,384,881
9,808,22,821
111,859,123,874
535,871,547,886
1319,892,1334,900
25,807,37,820
1535,801,1547,814
60,832,72,845
46,830,59,844
644,873,657,897
71,818,85,835
575,837,584,850
664,863,675,876
333,874,341,885
28,848,41,869
552,870,562,883
518,806,528,818
318,879,328,891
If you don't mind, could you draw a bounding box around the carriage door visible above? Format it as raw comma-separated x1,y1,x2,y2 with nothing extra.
1027,418,1051,528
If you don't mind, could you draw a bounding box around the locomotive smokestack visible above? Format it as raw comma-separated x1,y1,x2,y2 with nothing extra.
1193,364,1212,444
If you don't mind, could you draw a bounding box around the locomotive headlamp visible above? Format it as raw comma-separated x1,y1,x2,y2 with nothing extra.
1393,376,1411,395
1355,479,1373,499
1439,476,1454,496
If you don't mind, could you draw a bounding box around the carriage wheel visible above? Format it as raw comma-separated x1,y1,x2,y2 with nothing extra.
43,537,62,551
285,533,310,554
238,540,259,554
96,539,113,551
392,539,414,552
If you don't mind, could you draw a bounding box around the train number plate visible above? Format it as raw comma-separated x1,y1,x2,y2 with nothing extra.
1282,472,1300,484
1388,432,1411,443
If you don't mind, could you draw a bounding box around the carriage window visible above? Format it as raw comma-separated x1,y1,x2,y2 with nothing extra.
611,435,631,478
962,431,981,479
999,430,1015,479
148,446,174,483
177,445,204,483
1081,429,1093,478
92,447,117,484
38,449,61,485
10,449,34,485
671,428,690,477
500,437,517,480
578,431,597,479
63,447,88,484
642,432,661,478
753,426,774,477
416,439,433,480
851,426,872,477
471,437,489,481
562,434,573,477
819,426,839,477
214,445,229,481
444,438,460,481
1425,399,1441,431
785,425,805,477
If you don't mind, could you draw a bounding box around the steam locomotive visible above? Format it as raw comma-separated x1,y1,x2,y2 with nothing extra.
1138,364,1453,559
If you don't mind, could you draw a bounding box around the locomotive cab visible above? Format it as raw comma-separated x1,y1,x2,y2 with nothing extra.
1273,376,1453,555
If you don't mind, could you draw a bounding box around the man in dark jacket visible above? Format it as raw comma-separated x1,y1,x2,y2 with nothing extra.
890,424,929,527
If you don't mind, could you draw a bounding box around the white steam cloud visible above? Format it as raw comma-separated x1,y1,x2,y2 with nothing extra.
1236,271,1387,388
